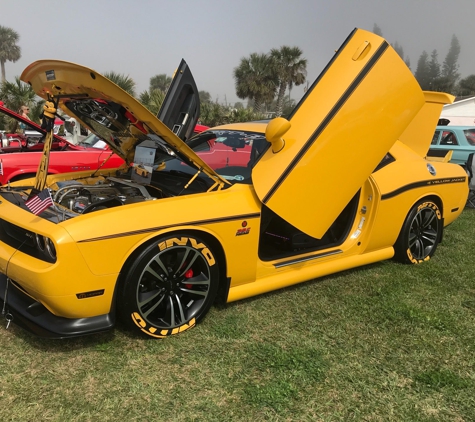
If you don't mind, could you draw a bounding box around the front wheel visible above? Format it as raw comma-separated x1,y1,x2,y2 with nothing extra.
118,233,220,338
394,200,443,264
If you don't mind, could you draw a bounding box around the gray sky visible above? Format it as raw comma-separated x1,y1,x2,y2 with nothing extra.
2,0,475,104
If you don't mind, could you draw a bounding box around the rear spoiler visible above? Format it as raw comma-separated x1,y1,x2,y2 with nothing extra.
426,149,453,163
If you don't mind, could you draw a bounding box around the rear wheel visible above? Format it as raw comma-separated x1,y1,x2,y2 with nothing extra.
118,233,219,338
394,199,442,264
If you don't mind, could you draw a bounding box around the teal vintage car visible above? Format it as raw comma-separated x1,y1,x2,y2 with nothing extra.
429,126,475,166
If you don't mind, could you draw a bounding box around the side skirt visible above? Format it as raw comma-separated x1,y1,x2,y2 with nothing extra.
227,247,394,303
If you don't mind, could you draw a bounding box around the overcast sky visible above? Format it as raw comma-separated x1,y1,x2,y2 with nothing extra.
2,0,475,104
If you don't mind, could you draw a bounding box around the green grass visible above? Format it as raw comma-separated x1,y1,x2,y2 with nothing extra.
1,209,475,421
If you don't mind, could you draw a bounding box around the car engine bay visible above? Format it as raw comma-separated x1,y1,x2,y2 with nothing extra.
53,176,168,216
0,165,215,224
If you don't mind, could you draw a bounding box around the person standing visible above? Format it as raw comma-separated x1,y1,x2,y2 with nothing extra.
18,105,31,133
19,105,31,120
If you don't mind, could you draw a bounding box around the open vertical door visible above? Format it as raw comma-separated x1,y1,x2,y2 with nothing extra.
157,59,200,143
252,28,425,239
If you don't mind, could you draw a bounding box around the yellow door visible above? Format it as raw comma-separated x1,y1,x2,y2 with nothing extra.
252,28,425,239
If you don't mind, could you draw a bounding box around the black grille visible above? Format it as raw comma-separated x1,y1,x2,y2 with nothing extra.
0,219,56,263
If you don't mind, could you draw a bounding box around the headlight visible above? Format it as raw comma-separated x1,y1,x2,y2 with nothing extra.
35,234,57,261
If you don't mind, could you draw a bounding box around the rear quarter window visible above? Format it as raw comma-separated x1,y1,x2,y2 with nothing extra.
463,129,475,146
440,131,458,145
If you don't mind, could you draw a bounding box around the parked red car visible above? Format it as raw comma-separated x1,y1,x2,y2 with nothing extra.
0,104,251,184
0,104,126,184
0,105,70,153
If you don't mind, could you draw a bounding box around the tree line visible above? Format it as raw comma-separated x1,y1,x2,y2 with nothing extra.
373,23,475,97
2,23,475,131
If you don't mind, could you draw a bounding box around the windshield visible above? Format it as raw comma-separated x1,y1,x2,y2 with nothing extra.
156,129,268,184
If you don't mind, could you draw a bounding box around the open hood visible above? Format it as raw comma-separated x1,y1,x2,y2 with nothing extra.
398,91,454,157
252,28,426,239
20,60,228,186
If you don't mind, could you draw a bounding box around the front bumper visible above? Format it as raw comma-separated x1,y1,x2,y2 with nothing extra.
0,274,115,339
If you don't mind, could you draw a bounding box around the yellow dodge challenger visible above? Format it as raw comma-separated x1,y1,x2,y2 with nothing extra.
0,29,468,338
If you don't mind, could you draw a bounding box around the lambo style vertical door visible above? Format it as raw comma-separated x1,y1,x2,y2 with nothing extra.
157,59,199,143
252,28,425,239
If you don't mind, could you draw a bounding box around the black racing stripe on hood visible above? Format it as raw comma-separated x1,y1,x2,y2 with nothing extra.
263,40,389,205
77,212,261,243
381,176,467,200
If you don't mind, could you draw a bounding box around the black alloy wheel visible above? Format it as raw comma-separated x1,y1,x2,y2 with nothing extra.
394,200,442,264
119,234,219,338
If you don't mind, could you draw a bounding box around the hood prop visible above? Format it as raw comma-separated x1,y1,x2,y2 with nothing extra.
29,96,63,198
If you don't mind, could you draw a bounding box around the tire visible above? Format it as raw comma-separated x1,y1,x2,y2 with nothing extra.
394,199,442,264
118,233,219,338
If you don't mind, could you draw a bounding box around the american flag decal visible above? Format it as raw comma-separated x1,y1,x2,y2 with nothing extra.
25,189,53,215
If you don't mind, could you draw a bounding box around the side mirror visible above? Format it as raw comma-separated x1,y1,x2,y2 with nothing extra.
265,117,290,153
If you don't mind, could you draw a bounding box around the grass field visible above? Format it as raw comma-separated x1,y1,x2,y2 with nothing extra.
1,209,474,421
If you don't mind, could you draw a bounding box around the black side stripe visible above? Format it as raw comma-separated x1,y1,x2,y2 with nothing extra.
263,41,389,205
77,212,261,243
381,177,467,200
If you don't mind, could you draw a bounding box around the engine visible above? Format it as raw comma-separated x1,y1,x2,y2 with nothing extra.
53,177,165,215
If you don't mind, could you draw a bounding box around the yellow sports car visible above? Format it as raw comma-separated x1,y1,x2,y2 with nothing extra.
0,29,468,339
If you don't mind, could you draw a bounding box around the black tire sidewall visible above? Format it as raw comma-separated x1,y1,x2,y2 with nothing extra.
394,200,442,264
118,233,219,338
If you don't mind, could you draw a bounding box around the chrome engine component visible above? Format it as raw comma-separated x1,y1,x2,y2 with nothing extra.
53,177,163,215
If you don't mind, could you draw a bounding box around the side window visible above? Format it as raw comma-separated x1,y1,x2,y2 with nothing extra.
440,131,458,145
431,130,441,145
464,129,475,146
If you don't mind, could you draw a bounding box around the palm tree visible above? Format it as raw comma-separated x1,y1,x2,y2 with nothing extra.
233,53,277,114
0,25,21,82
0,76,36,115
199,90,212,104
270,46,307,117
149,74,172,93
200,102,227,127
103,71,137,97
139,89,165,115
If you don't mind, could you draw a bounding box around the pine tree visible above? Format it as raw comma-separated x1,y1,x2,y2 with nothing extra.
373,24,383,36
428,50,441,82
414,51,430,90
457,75,475,96
441,35,461,85
393,42,404,60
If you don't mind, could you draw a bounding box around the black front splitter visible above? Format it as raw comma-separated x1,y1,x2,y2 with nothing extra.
0,274,115,339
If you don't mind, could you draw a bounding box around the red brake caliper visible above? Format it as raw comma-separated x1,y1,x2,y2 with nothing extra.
184,269,193,289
